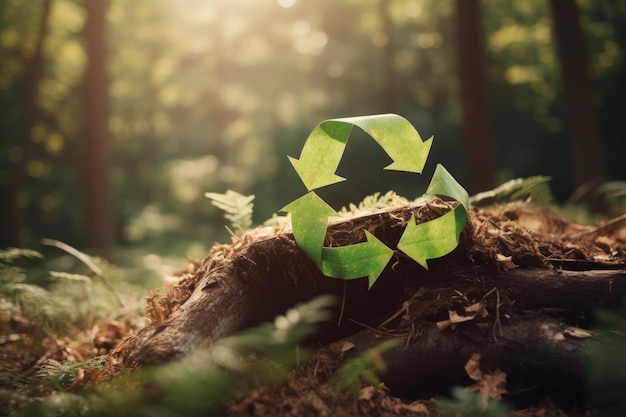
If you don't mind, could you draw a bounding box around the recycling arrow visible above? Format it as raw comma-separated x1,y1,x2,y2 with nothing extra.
338,114,434,173
282,194,394,289
321,231,393,289
287,122,351,191
424,163,470,209
288,113,433,191
397,164,469,269
283,114,468,289
282,192,336,268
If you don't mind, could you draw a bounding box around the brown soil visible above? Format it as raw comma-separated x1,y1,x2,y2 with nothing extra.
116,201,626,416
3,201,626,416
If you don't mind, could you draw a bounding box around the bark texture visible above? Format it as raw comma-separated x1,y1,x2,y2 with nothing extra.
83,0,114,247
111,200,626,397
454,0,496,193
549,0,606,189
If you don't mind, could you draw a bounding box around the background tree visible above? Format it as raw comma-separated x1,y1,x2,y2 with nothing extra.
0,0,623,253
83,0,113,247
379,0,397,113
0,0,54,247
548,0,606,190
454,0,496,194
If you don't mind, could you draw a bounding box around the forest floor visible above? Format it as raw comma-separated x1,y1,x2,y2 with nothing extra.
2,201,626,416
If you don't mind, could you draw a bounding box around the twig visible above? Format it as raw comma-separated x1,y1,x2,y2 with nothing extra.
492,289,502,342
337,280,348,327
41,238,125,308
348,319,387,336
482,286,497,300
379,300,409,328
224,225,240,241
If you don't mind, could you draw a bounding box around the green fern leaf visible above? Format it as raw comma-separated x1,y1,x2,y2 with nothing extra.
50,271,93,285
205,190,255,234
0,248,43,262
469,176,554,208
338,190,396,217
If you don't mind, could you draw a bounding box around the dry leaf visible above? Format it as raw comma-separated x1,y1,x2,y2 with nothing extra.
437,304,487,330
593,253,614,262
464,353,508,401
563,326,593,339
358,386,377,401
339,341,355,353
595,235,615,251
496,253,517,270
401,401,430,414
465,302,488,317
436,310,474,330
464,353,483,381
436,319,450,330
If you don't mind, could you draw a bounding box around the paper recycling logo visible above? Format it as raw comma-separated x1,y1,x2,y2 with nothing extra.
282,114,469,288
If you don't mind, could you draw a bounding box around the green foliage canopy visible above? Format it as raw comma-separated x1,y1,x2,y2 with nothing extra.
1,0,624,250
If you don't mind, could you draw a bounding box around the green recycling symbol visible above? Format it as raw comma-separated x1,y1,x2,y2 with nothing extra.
282,114,469,289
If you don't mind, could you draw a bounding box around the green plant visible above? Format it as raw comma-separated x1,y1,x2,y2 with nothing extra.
328,338,398,397
337,190,397,217
586,303,626,417
469,176,554,208
0,248,69,335
437,387,512,417
0,243,160,415
16,296,337,417
205,190,255,236
42,239,125,308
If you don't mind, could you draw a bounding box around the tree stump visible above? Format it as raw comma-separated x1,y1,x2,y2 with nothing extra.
111,200,626,411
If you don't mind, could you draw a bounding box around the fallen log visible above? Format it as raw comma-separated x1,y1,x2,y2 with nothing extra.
111,199,626,390
332,313,590,405
220,312,595,416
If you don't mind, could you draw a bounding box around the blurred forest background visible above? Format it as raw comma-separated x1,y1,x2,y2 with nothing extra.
1,0,625,263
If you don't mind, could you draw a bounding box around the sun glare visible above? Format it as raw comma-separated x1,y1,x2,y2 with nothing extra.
277,0,296,8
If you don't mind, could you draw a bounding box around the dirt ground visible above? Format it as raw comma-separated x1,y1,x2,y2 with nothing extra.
2,202,625,416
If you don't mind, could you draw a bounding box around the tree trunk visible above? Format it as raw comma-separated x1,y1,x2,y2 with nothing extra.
1,0,54,248
549,0,606,191
111,200,626,404
83,0,114,248
379,0,396,113
454,0,496,194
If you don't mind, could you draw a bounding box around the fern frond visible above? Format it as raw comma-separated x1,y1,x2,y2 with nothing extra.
205,190,255,234
36,359,76,388
469,176,554,208
220,294,336,361
0,248,43,285
42,239,124,308
596,181,626,212
437,386,513,417
0,248,43,262
3,282,69,330
0,264,27,284
328,338,398,396
49,271,93,285
262,213,288,227
338,191,396,217
17,295,337,416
